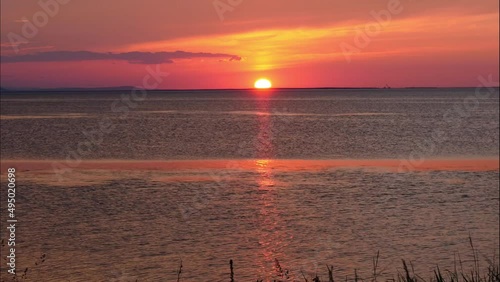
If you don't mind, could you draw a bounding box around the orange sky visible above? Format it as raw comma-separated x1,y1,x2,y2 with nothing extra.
1,0,499,89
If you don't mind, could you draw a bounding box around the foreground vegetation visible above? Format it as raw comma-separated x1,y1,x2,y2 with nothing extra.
10,238,499,281
216,254,500,282
178,238,499,282
243,256,500,282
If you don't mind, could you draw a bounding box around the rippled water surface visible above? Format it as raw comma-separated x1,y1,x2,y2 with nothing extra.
0,89,499,281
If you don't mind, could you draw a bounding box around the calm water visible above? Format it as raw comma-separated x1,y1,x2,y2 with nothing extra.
0,88,499,281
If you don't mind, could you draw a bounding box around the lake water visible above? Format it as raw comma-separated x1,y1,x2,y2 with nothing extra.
0,88,499,281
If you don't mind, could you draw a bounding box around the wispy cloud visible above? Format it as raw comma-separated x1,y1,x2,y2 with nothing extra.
1,50,242,64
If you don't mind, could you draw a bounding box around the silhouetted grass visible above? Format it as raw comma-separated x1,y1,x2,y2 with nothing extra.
250,253,499,282
8,238,499,282
245,237,499,282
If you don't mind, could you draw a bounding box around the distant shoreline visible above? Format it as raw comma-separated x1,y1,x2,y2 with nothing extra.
1,86,499,93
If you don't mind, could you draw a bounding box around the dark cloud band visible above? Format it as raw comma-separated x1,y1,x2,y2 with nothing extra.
1,50,242,64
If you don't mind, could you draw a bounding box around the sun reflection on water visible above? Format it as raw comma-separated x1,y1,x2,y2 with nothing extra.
254,97,291,279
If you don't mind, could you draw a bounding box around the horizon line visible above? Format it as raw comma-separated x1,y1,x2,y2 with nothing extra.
2,86,499,92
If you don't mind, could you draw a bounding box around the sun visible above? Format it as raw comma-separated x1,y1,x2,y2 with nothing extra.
254,78,272,89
